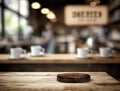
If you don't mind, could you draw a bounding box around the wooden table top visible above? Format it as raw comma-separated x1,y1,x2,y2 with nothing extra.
0,54,120,64
0,72,120,91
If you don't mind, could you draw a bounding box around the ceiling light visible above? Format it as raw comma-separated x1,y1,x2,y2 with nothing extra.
46,11,56,19
31,2,41,9
95,0,100,4
41,8,49,14
90,2,97,6
51,18,57,22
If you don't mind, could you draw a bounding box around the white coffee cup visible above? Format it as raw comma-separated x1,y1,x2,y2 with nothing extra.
99,47,112,57
10,48,26,59
30,45,45,56
77,48,89,58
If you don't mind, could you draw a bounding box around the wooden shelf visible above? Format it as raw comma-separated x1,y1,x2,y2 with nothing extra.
110,3,120,14
109,19,120,25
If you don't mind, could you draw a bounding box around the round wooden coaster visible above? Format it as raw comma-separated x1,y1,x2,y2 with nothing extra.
57,73,91,83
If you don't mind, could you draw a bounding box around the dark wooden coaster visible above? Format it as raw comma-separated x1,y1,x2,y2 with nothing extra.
57,73,91,83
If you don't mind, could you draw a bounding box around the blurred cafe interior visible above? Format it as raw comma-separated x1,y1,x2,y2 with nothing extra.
0,0,120,90
0,0,120,54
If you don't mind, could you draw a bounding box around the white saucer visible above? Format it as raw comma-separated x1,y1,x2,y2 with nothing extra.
96,54,113,58
77,55,91,59
9,56,25,60
28,52,45,57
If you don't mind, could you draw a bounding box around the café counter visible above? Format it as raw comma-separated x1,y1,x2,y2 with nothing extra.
0,54,120,78
0,54,120,64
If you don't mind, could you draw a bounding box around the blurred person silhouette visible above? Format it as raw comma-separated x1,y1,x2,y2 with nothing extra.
86,26,107,53
40,23,56,54
87,26,107,44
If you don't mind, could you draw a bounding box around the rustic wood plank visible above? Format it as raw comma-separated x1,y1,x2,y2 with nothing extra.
0,72,120,91
0,54,120,64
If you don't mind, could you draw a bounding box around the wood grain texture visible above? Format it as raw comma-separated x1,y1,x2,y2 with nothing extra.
0,54,120,64
0,72,120,91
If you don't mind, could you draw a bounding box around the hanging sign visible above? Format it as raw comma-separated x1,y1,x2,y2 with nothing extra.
64,5,109,26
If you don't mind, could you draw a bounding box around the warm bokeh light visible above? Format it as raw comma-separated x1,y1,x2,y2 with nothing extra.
50,18,57,22
31,2,41,9
46,11,56,19
41,8,49,14
90,0,100,6
96,0,100,4
90,2,97,6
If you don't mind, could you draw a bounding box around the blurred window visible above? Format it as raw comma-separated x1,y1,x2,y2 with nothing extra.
4,0,19,12
20,17,27,35
20,17,27,29
5,10,18,37
20,17,33,40
20,0,29,17
0,0,29,38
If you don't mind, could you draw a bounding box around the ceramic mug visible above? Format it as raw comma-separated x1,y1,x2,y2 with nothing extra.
99,47,112,57
30,45,45,56
77,48,89,58
10,47,26,59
